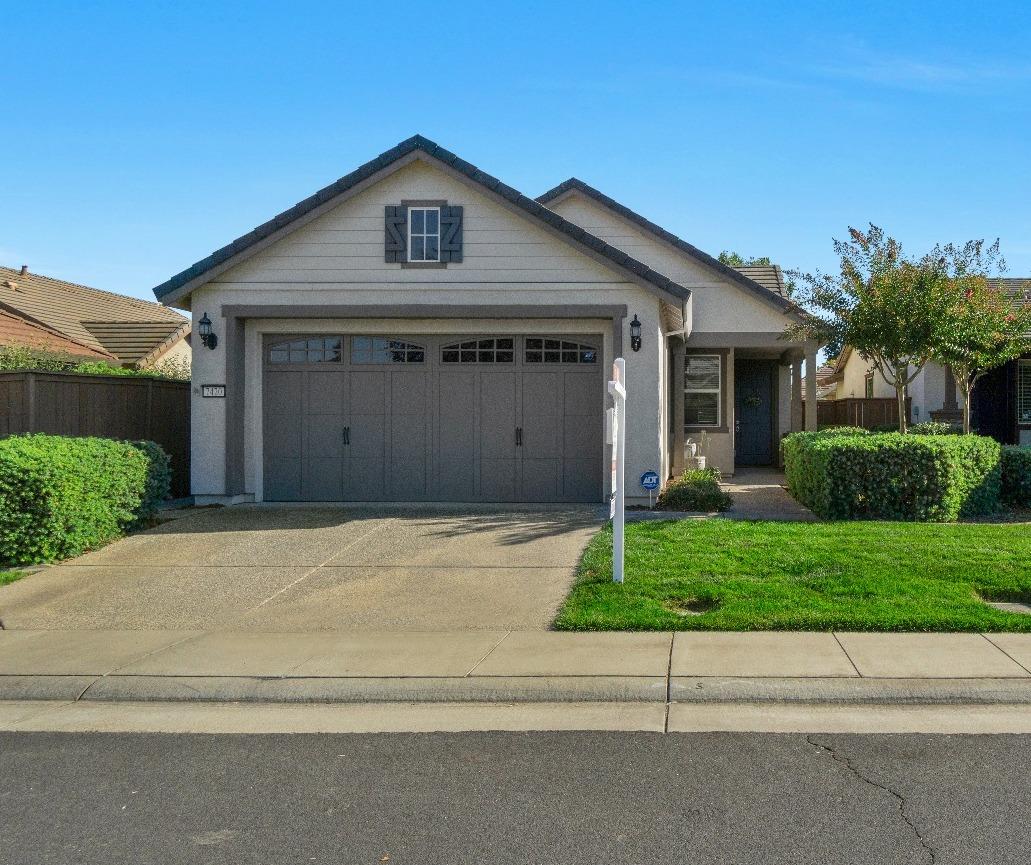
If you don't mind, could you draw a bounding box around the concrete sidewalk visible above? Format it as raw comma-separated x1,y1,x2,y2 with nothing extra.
2,629,1030,705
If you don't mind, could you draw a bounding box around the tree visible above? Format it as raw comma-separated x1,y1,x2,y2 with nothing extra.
718,250,772,267
930,272,1031,433
785,225,963,433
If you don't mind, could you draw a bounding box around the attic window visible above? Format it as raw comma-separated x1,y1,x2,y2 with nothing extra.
408,207,440,262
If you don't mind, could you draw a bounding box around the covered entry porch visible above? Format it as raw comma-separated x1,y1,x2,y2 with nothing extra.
667,334,819,476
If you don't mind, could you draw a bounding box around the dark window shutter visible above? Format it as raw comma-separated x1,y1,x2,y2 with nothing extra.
440,205,463,263
384,205,407,262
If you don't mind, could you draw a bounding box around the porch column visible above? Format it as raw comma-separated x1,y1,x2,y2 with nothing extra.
790,358,804,432
804,343,819,431
671,337,686,475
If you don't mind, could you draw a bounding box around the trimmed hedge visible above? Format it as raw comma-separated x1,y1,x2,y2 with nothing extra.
657,468,732,512
1001,446,1031,507
783,431,1001,521
0,435,171,565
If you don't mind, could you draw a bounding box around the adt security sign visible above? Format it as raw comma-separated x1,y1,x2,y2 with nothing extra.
640,471,660,491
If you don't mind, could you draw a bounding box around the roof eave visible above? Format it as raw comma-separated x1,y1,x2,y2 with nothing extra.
152,136,691,308
538,177,802,320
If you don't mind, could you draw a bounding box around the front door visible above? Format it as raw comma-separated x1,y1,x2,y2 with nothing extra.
734,360,774,466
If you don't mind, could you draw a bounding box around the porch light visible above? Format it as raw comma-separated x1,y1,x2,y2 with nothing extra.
198,313,218,350
629,315,642,352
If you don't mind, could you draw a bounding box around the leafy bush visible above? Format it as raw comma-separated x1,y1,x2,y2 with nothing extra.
0,435,171,565
657,468,732,512
0,346,189,381
910,421,959,435
812,426,871,438
783,431,1001,521
1001,446,1031,507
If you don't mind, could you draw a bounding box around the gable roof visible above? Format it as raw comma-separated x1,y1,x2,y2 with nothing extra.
151,135,692,306
83,320,191,364
536,177,799,315
0,305,115,361
0,267,188,364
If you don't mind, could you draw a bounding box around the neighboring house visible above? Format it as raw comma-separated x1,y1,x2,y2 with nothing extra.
825,346,961,425
0,306,115,361
152,136,818,505
0,265,191,369
806,362,838,400
826,278,1031,445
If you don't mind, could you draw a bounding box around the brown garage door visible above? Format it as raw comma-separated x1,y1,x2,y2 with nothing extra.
262,334,603,503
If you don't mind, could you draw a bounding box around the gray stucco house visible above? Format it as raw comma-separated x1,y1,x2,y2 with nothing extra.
153,136,818,505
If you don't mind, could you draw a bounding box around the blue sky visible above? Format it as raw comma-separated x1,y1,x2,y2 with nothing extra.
3,1,1030,302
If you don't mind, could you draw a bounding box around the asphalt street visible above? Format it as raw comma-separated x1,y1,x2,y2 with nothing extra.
1,731,1027,864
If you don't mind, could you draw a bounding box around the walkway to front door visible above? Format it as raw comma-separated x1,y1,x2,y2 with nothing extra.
0,505,603,632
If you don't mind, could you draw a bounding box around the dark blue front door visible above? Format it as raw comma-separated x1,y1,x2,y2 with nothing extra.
734,360,774,466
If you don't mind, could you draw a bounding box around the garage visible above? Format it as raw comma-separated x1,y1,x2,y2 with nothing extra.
262,333,604,503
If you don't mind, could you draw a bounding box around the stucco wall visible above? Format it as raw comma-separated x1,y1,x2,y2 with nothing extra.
834,352,963,421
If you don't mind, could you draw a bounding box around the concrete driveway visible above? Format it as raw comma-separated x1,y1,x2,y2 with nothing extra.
0,505,603,632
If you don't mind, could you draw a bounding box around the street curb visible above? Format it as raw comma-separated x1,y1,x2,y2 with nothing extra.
670,677,1031,704
80,675,670,704
0,676,96,701
5,674,1031,705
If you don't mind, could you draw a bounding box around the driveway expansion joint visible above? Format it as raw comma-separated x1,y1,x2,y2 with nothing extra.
806,735,936,864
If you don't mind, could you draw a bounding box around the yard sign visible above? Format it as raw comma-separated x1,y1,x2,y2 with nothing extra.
607,358,627,584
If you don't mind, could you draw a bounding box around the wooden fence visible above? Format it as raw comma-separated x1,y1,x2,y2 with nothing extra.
0,371,191,498
808,397,912,431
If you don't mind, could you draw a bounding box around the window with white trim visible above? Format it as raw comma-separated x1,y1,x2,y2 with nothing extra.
407,207,440,262
1019,360,1031,424
684,354,721,427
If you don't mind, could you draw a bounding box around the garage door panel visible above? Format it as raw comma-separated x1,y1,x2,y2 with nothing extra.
521,459,560,502
479,373,516,459
349,370,387,412
264,333,602,503
562,458,600,501
265,371,303,415
345,414,387,498
305,369,346,413
265,457,302,501
438,370,476,500
480,459,516,501
303,457,343,501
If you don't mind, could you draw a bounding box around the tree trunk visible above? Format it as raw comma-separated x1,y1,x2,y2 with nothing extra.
896,382,908,433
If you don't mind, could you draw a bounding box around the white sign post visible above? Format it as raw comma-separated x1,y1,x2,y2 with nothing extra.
607,358,627,584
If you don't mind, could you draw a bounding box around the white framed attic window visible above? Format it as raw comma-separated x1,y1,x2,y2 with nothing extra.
408,207,440,262
684,354,721,427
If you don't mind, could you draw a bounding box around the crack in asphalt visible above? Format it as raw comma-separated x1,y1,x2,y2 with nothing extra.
806,735,936,864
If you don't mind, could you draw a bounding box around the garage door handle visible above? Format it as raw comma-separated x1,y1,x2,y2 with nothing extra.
515,427,522,446
343,426,350,445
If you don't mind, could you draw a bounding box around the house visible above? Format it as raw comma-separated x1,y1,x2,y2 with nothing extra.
0,306,115,362
0,266,191,371
826,278,1030,445
152,136,818,505
806,362,838,400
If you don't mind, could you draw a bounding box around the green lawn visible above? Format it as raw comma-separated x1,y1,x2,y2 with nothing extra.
554,520,1031,632
0,570,24,587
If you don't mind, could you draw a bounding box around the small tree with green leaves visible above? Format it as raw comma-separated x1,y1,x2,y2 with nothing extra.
930,275,1031,433
786,225,972,433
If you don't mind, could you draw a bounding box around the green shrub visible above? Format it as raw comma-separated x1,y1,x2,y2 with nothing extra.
910,421,959,435
812,426,871,438
0,435,170,565
783,431,1001,521
657,468,732,512
1001,446,1031,507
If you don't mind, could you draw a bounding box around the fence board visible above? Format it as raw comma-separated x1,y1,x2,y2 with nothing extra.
0,372,191,497
807,397,912,430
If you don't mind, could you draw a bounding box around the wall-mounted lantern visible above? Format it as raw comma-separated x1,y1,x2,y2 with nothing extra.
629,314,642,352
198,313,218,350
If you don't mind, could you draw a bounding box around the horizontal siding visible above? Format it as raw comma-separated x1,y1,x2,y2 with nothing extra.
219,160,631,288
